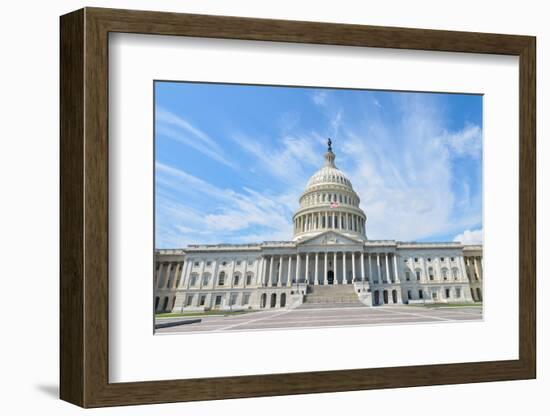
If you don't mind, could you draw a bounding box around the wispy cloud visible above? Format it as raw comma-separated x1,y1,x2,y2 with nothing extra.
156,107,237,169
442,123,482,158
155,162,295,247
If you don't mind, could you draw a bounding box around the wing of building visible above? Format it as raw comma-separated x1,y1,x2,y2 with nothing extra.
155,141,483,313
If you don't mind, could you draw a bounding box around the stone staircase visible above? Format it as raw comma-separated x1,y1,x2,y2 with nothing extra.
299,285,365,309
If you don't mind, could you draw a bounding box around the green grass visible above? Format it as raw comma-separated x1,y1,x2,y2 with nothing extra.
155,309,258,318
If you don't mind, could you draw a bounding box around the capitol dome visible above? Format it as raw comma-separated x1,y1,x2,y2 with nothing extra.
293,139,367,241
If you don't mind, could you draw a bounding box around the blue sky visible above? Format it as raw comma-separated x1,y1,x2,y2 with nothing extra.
155,81,483,249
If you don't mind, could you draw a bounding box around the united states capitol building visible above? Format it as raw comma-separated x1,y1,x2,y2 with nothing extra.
155,141,483,313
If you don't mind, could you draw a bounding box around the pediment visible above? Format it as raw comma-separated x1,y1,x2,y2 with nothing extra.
297,231,364,247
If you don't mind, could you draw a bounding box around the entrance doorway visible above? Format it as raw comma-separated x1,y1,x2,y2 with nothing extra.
327,270,334,285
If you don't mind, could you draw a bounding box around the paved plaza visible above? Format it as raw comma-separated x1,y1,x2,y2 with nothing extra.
155,305,482,334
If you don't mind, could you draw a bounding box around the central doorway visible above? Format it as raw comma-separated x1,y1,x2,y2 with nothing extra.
327,270,334,285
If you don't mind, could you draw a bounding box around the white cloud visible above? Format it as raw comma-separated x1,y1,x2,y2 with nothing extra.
155,162,295,247
453,228,483,245
442,123,482,158
311,90,328,106
156,107,237,169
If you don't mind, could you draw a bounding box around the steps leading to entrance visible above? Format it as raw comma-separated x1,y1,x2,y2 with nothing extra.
299,284,364,308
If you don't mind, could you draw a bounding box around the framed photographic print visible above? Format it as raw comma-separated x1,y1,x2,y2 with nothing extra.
60,7,536,408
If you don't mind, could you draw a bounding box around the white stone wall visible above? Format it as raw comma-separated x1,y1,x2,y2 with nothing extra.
154,239,483,312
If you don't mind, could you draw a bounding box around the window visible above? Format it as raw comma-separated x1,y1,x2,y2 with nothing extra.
427,258,432,262
452,268,459,280
233,274,239,285
242,293,251,305
414,257,418,262
199,295,206,306
229,293,238,306
455,288,461,298
186,295,194,306
236,261,241,266
194,261,199,267
416,270,421,280
405,271,411,281
190,274,198,286
407,290,412,300
246,274,252,285
202,274,209,286
215,295,222,306
248,260,253,265
428,267,434,280
442,268,448,280
440,257,445,261
218,272,225,286
206,261,212,266
451,257,455,261
419,290,424,299
445,288,450,298
222,261,227,266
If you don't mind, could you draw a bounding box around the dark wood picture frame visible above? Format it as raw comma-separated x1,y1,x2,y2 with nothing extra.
60,7,536,408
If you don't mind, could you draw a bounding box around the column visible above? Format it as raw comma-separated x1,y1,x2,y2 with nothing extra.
393,253,400,283
324,252,328,285
229,258,236,288
367,253,372,283
295,254,301,283
459,256,468,282
361,252,366,282
332,212,335,229
211,259,219,289
155,262,164,289
352,252,356,283
305,253,310,284
333,251,338,285
325,212,328,229
385,253,391,284
177,261,189,289
185,260,193,289
474,256,481,280
376,253,381,284
164,262,173,289
287,255,292,287
315,252,319,285
277,255,283,287
243,260,248,288
198,261,206,289
268,256,274,287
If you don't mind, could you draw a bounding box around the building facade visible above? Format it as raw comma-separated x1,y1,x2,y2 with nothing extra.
155,141,483,313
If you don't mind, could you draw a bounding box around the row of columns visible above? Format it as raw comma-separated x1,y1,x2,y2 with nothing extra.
258,252,401,287
155,262,184,290
294,211,365,235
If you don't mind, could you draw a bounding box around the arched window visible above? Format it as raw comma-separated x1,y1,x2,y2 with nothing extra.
415,269,422,281
233,273,240,285
190,273,198,286
280,293,287,307
407,290,412,301
392,290,398,303
428,267,434,280
442,268,448,280
452,267,459,280
405,271,411,281
270,293,277,308
218,271,225,286
246,273,253,285
202,273,210,286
